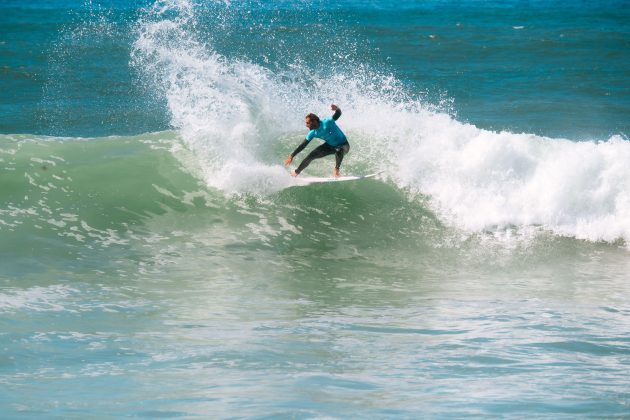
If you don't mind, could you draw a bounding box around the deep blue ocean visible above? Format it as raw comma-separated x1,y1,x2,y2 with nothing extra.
1,1,629,418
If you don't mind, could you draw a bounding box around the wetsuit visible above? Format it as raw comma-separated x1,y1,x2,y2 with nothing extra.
291,108,350,175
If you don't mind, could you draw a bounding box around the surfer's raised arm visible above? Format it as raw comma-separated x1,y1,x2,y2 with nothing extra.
331,104,341,120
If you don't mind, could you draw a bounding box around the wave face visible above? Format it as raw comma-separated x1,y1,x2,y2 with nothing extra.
0,133,200,264
128,0,630,247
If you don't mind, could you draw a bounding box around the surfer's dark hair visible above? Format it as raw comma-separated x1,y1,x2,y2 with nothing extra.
305,113,320,124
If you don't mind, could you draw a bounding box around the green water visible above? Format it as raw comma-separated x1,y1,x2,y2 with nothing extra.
2,134,629,417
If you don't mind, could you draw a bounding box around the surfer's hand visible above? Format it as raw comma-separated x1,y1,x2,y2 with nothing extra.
330,104,338,111
284,155,293,166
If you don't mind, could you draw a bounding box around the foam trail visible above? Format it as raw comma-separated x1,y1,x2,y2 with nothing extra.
132,0,630,247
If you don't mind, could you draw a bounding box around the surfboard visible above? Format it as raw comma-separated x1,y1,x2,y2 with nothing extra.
291,171,384,186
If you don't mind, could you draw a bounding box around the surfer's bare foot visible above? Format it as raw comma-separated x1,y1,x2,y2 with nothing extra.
333,168,340,178
291,169,298,177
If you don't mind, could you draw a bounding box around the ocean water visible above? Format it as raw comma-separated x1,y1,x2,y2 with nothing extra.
1,0,629,417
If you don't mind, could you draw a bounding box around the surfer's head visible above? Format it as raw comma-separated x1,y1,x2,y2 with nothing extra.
305,113,320,130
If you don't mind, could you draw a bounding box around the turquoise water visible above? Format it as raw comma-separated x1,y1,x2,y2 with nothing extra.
1,1,629,418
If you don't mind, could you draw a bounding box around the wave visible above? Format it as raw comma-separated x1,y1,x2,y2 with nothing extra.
124,0,630,248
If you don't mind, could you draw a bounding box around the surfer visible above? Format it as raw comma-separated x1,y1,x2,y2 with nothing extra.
284,104,350,177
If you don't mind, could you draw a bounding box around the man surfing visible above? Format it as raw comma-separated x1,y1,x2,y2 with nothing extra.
284,104,350,177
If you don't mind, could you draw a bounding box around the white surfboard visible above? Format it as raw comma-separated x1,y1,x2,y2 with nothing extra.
292,171,384,186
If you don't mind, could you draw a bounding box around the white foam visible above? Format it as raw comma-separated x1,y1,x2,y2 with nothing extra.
388,119,630,246
0,285,78,313
132,0,630,247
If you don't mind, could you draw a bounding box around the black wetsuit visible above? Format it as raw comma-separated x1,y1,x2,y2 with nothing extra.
291,109,350,175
